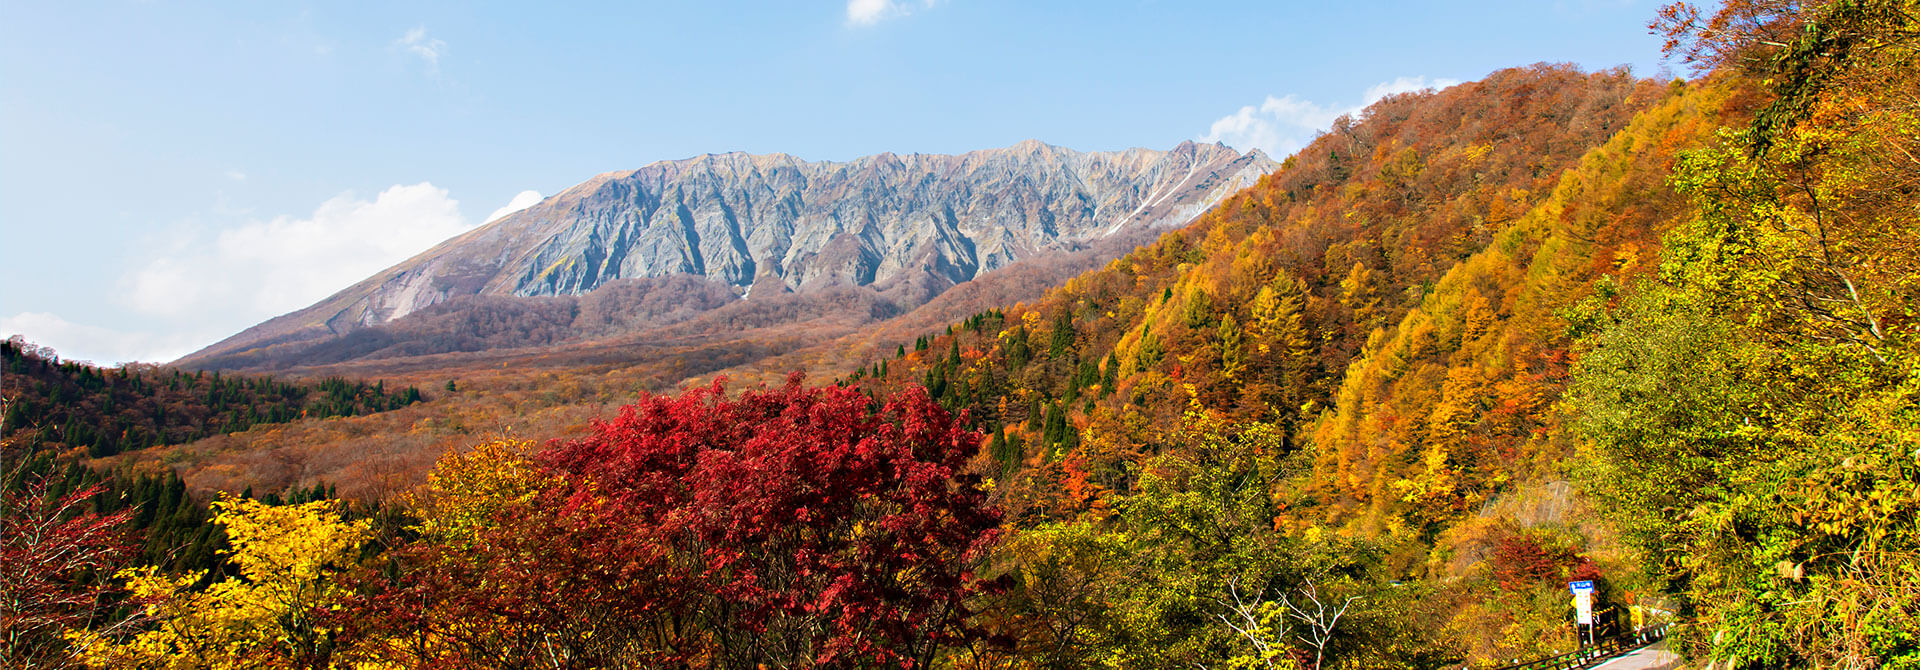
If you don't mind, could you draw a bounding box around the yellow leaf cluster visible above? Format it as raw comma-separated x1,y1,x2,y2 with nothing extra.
66,497,371,669
407,438,553,553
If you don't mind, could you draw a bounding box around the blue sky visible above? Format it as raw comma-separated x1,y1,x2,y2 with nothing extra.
1,0,1675,365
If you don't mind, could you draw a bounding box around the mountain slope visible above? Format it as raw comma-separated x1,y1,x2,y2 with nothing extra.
180,140,1273,370
832,63,1691,664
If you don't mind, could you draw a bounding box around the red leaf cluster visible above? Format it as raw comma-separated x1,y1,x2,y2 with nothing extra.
368,376,1001,669
0,477,139,667
1489,529,1597,592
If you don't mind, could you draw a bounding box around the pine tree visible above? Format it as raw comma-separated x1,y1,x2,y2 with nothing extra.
1101,352,1119,396
1136,326,1164,369
1184,286,1215,330
1048,310,1075,358
1007,326,1032,370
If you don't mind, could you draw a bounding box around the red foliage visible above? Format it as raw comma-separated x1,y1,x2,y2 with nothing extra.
1489,529,1593,592
0,476,140,667
374,376,1001,668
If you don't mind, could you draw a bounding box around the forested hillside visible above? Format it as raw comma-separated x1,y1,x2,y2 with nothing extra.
843,62,1708,665
6,2,1916,669
2,337,422,458
838,2,1917,666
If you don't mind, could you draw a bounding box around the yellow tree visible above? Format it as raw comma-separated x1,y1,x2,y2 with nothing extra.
1249,276,1309,357
1218,313,1247,379
1338,262,1383,333
340,438,558,667
407,438,552,554
67,497,371,669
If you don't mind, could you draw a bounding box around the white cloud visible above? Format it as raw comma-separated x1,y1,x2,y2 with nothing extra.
1201,75,1463,158
10,183,484,365
120,182,478,337
225,170,247,181
0,312,208,366
1363,76,1460,104
395,27,446,74
1201,96,1342,161
485,190,543,223
847,0,942,26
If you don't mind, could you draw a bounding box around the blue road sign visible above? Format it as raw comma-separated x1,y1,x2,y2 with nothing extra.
1569,580,1595,593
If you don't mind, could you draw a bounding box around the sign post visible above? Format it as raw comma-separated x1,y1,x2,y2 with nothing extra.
1569,581,1596,647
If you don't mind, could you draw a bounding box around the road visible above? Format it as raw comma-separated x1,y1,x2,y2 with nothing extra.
1591,639,1678,670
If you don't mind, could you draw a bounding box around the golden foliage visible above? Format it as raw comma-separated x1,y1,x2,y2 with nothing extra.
68,498,371,668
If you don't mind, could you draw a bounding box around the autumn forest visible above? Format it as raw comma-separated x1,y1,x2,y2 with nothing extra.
4,2,1918,669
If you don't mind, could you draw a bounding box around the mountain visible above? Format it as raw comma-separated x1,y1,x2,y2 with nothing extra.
47,2,1920,663
179,140,1274,370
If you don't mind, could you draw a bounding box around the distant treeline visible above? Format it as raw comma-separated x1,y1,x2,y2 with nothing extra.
2,337,423,458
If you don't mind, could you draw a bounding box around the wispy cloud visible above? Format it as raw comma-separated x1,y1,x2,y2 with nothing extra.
394,27,447,75
8,185,540,365
1201,75,1462,158
118,183,479,345
0,312,207,366
847,0,943,27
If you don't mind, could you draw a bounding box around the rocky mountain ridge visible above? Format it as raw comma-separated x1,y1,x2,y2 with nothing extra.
180,140,1274,369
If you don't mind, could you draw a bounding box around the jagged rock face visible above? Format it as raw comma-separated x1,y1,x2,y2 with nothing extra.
400,140,1267,312
180,140,1272,366
487,140,1267,295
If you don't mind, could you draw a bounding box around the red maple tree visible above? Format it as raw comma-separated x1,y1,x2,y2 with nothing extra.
369,376,1001,669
